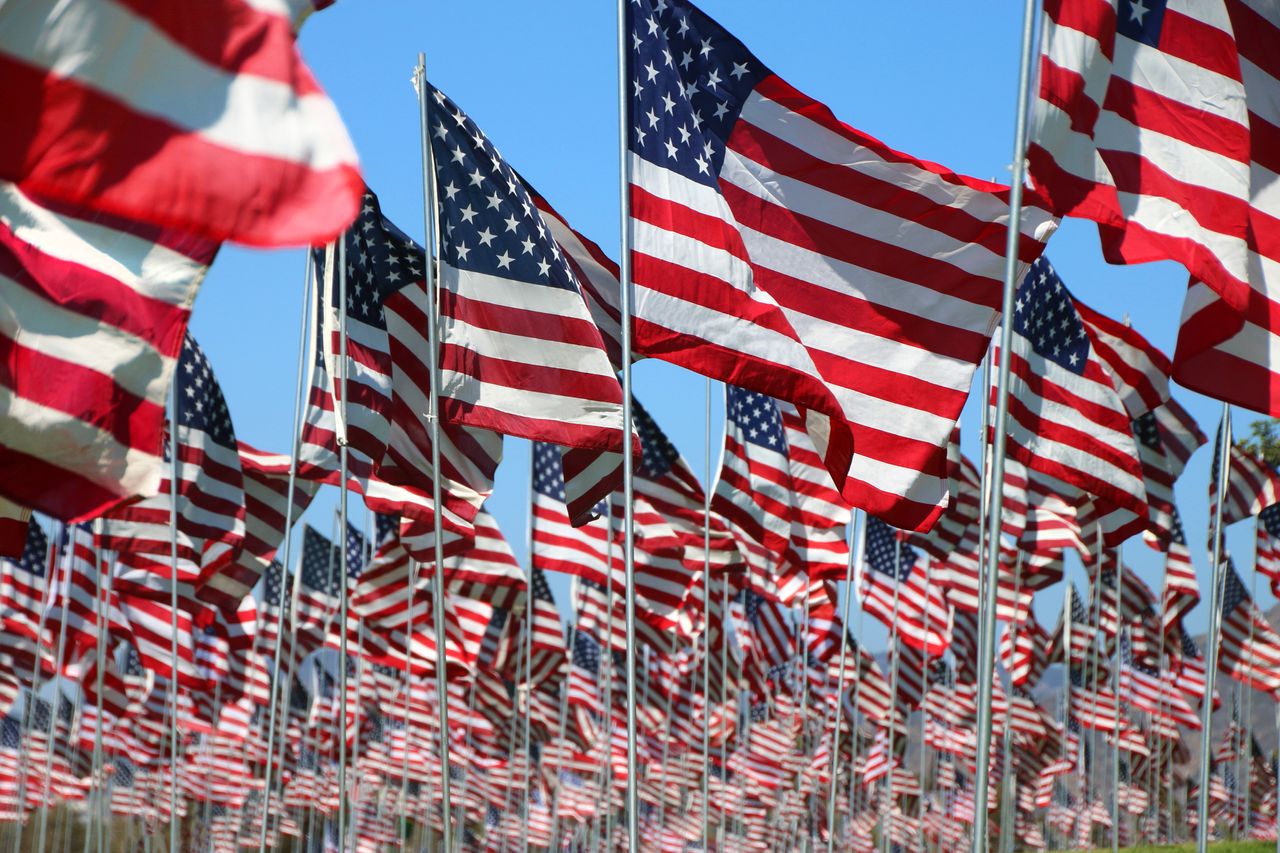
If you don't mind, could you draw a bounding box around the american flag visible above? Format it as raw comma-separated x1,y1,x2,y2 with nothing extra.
1135,400,1206,545
510,568,566,689
1211,429,1280,526
198,442,319,613
0,179,218,525
1118,632,1201,729
860,518,950,655
100,332,245,590
298,187,501,558
424,84,627,451
998,257,1148,545
1029,0,1279,408
998,613,1050,689
1154,506,1200,634
0,0,360,246
530,443,690,632
1050,584,1099,668
1257,509,1280,599
1216,557,1280,694
0,519,47,645
625,0,1056,531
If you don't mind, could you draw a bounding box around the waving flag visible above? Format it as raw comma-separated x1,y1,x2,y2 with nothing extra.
999,614,1050,689
1216,558,1280,695
425,85,627,451
625,0,1056,530
0,0,361,246
1157,508,1199,634
997,257,1147,543
1258,507,1280,598
1211,430,1280,526
100,333,245,587
860,519,949,656
0,183,217,522
299,187,501,560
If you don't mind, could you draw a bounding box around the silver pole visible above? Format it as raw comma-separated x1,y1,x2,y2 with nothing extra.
35,527,73,852
827,508,865,852
257,250,313,853
1196,403,1232,853
971,0,1038,845
702,376,712,853
414,54,455,849
918,559,932,846
1111,559,1124,853
86,526,110,853
548,642,572,853
880,538,905,853
999,555,1023,853
334,229,353,850
719,574,730,844
1241,558,1258,838
166,370,180,853
519,456,535,853
614,0,639,849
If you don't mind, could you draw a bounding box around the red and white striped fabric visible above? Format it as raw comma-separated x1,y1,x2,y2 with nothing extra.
1172,1,1280,416
1212,433,1280,526
1118,654,1201,729
0,182,217,522
1136,399,1206,546
1257,519,1280,599
1156,508,1199,633
861,557,951,657
197,442,318,613
995,258,1148,546
626,0,1056,531
1217,559,1280,695
0,0,361,247
999,614,1050,689
0,500,30,560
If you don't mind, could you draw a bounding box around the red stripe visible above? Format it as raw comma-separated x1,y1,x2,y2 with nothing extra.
1154,8,1243,82
1,56,361,247
1102,78,1250,166
440,287,619,356
1039,57,1102,136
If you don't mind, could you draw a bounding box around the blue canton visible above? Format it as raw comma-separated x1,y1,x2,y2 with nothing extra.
532,442,567,502
5,519,46,578
299,526,336,596
864,517,916,581
1116,0,1167,48
427,85,577,293
727,386,786,452
628,0,767,187
177,334,236,450
633,399,679,478
1221,558,1249,616
1013,256,1089,375
1260,501,1280,538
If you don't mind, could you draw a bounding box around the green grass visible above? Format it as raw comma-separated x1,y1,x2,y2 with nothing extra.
1060,843,1275,853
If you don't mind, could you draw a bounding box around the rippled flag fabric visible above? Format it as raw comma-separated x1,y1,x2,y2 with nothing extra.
625,0,1056,530
0,0,362,246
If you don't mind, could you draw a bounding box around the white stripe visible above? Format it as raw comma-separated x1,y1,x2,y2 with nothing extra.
0,0,357,170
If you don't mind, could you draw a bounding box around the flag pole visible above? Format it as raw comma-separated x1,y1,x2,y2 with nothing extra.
547,639,572,853
1196,403,1232,853
999,554,1024,853
87,524,110,853
165,366,181,853
614,0,640,849
1111,557,1124,853
1058,584,1072,849
972,0,1039,845
256,250,313,853
718,573,730,844
1241,555,1258,837
918,559,933,841
414,53,455,850
333,226,355,851
519,454,535,853
701,380,717,844
827,507,865,853
880,538,905,853
35,528,73,852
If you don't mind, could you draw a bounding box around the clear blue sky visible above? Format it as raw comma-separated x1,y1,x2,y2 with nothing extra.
187,0,1276,653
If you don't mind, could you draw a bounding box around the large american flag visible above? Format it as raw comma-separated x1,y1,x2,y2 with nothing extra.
1211,429,1280,526
0,183,217,522
1216,557,1280,695
998,257,1147,545
625,0,1056,531
298,187,501,559
1031,0,1280,416
0,0,360,246
425,85,627,452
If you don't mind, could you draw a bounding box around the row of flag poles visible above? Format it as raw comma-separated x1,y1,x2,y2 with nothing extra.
0,1,1279,853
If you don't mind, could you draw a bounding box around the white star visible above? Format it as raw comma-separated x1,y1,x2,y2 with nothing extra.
477,228,496,247
645,61,659,82
1068,352,1080,366
455,243,471,262
694,155,709,175
730,61,749,80
504,213,520,233
433,123,448,141
495,251,514,270
1015,297,1024,312
699,37,713,57
521,237,536,256
537,259,551,277
633,78,644,98
635,125,648,146
706,68,722,90
664,138,679,159
460,204,477,224
443,182,460,201
677,124,691,144
714,101,729,120
451,146,466,164
646,16,659,35
1129,0,1149,24
680,50,693,70
468,168,485,187
646,108,660,129
661,92,676,114
662,47,674,68
486,191,503,211
676,15,689,36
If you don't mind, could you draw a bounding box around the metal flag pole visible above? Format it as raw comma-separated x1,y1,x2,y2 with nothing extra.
1085,539,1104,832
256,250,313,853
614,0,641,849
1147,609,1168,844
719,574,730,844
519,455,535,853
971,0,1038,845
1059,584,1073,848
1241,559,1259,837
827,508,865,853
1111,558,1124,853
334,230,354,850
86,527,110,853
702,376,713,853
547,638,572,853
414,53,455,850
880,539,906,853
1196,403,1232,853
998,554,1024,853
918,559,932,842
35,527,74,852
165,370,181,853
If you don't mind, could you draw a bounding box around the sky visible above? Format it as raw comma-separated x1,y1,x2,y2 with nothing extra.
183,0,1277,655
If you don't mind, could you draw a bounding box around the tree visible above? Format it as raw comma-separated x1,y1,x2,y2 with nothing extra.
1239,417,1280,467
